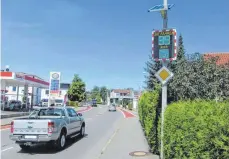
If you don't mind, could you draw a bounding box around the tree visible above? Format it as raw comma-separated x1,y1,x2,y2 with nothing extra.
169,53,229,101
100,86,107,103
167,34,186,102
91,86,100,99
67,74,86,102
144,55,162,90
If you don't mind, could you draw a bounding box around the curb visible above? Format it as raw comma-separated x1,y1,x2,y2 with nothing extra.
1,123,11,127
1,112,30,119
77,106,92,113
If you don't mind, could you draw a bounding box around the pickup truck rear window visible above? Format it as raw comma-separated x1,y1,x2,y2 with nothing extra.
30,108,65,118
39,108,65,116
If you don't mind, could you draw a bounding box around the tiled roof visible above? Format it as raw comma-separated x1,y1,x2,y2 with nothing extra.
203,52,229,65
113,89,130,94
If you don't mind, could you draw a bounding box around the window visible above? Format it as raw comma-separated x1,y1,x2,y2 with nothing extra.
67,108,77,117
45,90,49,95
61,110,66,116
55,99,63,103
38,108,64,117
12,87,16,92
42,99,48,102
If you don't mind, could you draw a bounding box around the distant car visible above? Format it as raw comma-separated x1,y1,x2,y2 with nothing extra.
92,99,97,107
108,104,116,111
4,100,22,111
92,103,97,107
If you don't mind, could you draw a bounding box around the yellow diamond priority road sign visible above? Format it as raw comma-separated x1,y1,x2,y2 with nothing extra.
155,66,174,85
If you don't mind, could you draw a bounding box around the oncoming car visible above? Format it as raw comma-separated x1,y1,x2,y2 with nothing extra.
108,104,117,111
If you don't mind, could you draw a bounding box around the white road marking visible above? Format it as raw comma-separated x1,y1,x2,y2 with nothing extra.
1,147,13,152
100,128,120,155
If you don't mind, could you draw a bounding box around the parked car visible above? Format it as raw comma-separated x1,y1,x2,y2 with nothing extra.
4,100,22,111
1,100,7,110
9,106,86,151
108,104,117,111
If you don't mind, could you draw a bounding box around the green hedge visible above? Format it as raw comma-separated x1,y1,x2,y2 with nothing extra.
162,100,229,159
128,102,133,110
138,87,160,154
68,101,78,108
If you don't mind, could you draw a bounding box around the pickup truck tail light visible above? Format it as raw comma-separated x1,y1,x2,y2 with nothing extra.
10,121,14,133
48,121,54,134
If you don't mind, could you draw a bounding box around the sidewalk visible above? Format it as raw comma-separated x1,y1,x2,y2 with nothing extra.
1,111,30,119
99,117,159,159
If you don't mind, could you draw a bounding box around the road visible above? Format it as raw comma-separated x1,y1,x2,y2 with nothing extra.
1,105,158,159
1,105,121,159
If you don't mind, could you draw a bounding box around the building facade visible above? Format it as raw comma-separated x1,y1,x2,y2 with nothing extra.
5,86,42,105
109,89,134,105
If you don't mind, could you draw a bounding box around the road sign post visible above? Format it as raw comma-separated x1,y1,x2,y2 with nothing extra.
148,1,176,158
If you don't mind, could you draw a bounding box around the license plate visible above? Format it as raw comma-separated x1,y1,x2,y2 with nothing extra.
24,135,37,139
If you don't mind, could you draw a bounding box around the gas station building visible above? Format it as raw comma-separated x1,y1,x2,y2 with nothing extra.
1,71,49,106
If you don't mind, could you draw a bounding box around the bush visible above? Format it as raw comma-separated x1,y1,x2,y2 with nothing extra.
138,87,160,154
128,102,133,110
68,101,78,107
162,100,229,159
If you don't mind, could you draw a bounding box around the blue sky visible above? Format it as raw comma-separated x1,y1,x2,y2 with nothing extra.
2,0,229,90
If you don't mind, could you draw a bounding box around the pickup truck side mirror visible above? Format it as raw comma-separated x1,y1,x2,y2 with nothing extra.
77,113,82,116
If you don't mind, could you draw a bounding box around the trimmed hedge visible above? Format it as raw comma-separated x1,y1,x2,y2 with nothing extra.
162,100,229,159
68,101,78,107
138,87,160,154
128,102,133,110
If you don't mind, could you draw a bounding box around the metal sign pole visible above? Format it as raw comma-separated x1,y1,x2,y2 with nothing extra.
161,1,168,159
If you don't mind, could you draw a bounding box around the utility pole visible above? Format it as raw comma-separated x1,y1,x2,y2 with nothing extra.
148,1,176,158
161,1,168,159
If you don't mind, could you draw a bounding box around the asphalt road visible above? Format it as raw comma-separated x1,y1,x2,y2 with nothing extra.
1,105,123,159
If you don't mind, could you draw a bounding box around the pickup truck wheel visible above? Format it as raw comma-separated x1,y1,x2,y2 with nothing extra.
19,145,30,151
56,131,66,151
80,125,85,137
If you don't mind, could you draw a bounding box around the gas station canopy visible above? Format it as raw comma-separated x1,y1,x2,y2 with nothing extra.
0,71,49,88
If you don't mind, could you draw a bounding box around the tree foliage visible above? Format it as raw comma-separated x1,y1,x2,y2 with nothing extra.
67,74,86,102
145,34,229,101
91,86,100,99
144,55,162,90
100,86,108,103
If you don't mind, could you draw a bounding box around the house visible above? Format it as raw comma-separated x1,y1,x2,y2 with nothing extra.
109,89,134,105
204,52,229,65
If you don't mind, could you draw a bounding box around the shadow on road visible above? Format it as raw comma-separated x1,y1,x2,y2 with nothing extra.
17,134,89,155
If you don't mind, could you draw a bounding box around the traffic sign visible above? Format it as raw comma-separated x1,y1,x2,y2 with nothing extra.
152,29,177,61
155,66,173,85
148,4,174,12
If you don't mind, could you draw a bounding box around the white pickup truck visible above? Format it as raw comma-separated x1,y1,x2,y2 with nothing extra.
9,106,86,151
